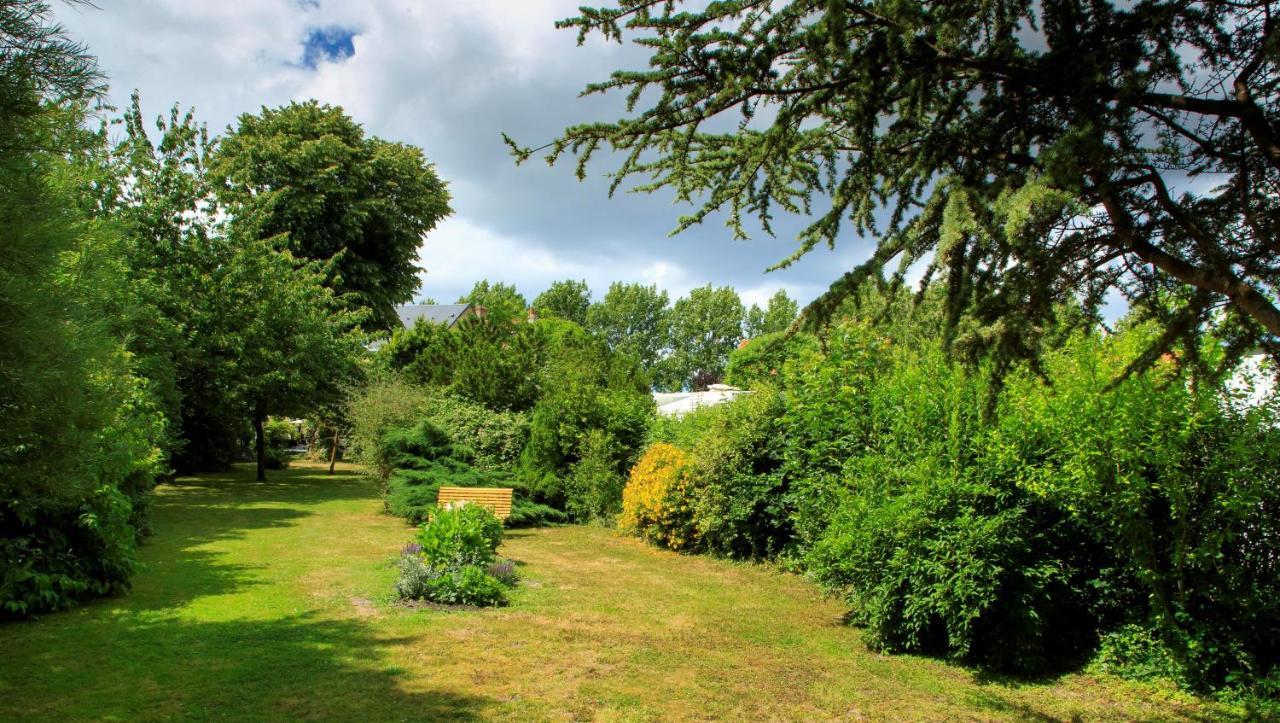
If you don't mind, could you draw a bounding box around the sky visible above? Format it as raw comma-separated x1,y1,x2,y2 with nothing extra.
54,0,879,310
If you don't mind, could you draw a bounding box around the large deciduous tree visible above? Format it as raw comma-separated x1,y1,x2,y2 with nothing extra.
459,280,528,324
534,278,592,324
586,281,670,378
665,284,744,390
516,0,1280,382
744,289,799,338
212,101,451,330
218,238,365,481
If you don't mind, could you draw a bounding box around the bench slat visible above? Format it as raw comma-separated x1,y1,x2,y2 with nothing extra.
436,486,514,519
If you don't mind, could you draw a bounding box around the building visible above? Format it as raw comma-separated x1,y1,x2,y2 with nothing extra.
395,303,483,330
653,384,750,418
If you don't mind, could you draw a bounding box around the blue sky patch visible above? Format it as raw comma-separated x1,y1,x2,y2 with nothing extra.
300,27,356,69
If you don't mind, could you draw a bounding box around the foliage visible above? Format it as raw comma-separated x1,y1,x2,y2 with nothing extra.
459,280,527,325
682,389,789,559
522,0,1280,381
415,503,503,569
724,331,818,389
1091,624,1187,685
619,443,695,550
217,235,366,480
564,429,626,523
380,315,545,412
262,418,295,470
377,418,563,527
586,281,670,378
419,394,529,472
212,100,451,330
798,330,1120,673
395,503,511,607
344,372,434,481
663,284,743,390
533,278,591,324
0,7,163,617
447,318,544,411
518,324,653,511
743,290,799,339
994,328,1280,688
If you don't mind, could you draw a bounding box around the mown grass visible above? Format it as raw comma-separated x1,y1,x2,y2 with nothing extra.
1,461,1226,721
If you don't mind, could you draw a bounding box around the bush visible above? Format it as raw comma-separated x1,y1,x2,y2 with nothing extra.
2,362,166,618
420,394,528,472
345,372,434,481
416,503,503,568
376,418,561,527
992,328,1280,688
683,389,789,558
394,503,512,607
1091,624,1187,684
565,430,626,522
795,325,1121,673
425,565,509,607
519,326,652,510
724,331,819,389
619,443,696,549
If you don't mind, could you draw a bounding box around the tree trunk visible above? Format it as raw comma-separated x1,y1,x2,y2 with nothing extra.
328,427,339,475
254,414,267,482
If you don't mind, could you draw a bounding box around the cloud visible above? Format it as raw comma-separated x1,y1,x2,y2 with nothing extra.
55,1,881,308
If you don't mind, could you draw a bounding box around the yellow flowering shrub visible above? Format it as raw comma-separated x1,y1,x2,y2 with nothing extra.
619,442,697,550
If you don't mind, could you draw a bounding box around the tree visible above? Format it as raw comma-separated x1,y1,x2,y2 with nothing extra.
459,280,528,325
2,1,164,617
586,281,670,378
218,237,365,481
516,0,1280,382
211,100,451,330
744,289,800,338
533,278,592,324
665,284,744,390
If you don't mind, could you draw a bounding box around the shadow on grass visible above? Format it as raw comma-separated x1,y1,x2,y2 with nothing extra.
2,612,494,720
1,463,494,719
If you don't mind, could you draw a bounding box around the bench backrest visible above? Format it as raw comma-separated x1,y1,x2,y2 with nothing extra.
436,486,513,520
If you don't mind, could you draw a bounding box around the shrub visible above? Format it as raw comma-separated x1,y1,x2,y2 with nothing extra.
992,328,1280,688
262,419,293,470
683,389,789,558
724,331,819,389
519,327,652,509
395,503,512,607
376,418,561,527
619,443,696,549
416,504,503,568
345,372,434,481
426,565,509,606
565,430,626,522
1091,624,1187,685
420,394,528,472
2,362,166,618
796,326,1120,673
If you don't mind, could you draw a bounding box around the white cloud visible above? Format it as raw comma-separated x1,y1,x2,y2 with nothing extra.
57,0,874,308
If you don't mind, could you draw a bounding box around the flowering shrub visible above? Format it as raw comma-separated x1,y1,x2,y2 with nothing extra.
395,503,514,607
619,443,696,550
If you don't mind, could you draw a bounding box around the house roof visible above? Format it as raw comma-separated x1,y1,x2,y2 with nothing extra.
396,303,473,329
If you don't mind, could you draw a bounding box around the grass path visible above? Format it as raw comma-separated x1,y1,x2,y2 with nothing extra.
1,462,1218,721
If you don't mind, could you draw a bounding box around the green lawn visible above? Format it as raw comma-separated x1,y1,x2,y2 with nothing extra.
1,462,1222,721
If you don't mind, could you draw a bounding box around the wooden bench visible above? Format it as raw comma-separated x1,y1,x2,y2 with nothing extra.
436,486,513,520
